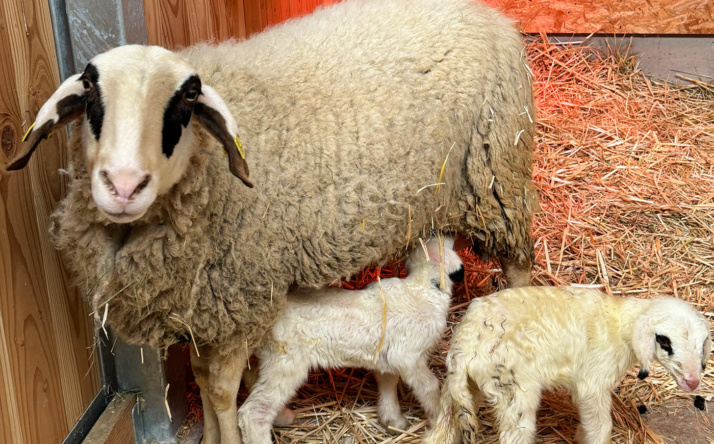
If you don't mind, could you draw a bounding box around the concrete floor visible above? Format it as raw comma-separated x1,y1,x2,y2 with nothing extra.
551,35,714,84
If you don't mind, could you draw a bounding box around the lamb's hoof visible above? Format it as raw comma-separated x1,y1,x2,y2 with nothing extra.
274,407,296,427
380,415,409,434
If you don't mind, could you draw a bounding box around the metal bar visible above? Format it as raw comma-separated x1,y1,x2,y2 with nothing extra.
120,0,148,45
47,0,75,81
60,388,112,444
115,342,189,443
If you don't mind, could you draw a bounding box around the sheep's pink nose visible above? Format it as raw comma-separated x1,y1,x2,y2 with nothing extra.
101,169,152,203
685,377,700,391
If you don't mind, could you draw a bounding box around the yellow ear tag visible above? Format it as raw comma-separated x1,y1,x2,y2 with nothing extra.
234,135,245,159
22,122,36,142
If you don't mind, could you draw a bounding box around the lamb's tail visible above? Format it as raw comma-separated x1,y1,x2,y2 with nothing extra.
423,364,479,444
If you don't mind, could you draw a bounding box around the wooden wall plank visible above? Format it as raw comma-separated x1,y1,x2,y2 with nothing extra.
484,0,714,34
144,0,246,49
244,0,268,38
83,394,136,444
0,0,100,442
267,0,290,27
0,310,23,444
144,0,189,48
145,0,712,48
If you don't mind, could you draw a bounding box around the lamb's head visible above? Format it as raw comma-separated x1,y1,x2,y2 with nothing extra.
407,237,465,286
7,45,252,223
632,297,711,392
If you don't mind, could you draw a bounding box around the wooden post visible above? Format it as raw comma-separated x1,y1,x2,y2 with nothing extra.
0,0,100,443
83,394,137,444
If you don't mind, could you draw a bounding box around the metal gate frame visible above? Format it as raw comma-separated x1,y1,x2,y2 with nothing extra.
49,1,189,443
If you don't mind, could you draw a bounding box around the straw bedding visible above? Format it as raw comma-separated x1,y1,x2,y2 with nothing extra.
178,37,714,443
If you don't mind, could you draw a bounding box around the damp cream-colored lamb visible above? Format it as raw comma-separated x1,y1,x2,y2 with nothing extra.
238,237,464,443
7,1,536,442
424,287,712,444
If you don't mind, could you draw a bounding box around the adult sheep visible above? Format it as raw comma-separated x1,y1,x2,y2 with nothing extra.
6,0,537,442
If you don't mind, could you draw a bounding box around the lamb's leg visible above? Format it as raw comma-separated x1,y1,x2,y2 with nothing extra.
573,387,612,444
491,386,540,444
238,360,308,443
191,345,247,444
399,360,441,425
501,255,531,288
373,371,409,431
243,364,296,427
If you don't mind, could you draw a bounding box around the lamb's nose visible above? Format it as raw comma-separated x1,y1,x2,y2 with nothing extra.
685,377,700,391
101,169,152,203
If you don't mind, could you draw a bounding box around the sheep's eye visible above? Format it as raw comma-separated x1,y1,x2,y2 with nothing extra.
184,89,199,104
82,78,93,93
656,334,673,356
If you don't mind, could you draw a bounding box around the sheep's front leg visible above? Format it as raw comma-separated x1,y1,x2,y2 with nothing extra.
191,344,248,444
399,360,441,425
573,387,612,444
373,371,409,431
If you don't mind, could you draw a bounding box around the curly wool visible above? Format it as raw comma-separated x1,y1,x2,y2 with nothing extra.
50,0,537,353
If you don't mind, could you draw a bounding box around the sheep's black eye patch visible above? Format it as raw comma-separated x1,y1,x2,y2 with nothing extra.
83,63,104,140
655,334,673,356
162,75,201,158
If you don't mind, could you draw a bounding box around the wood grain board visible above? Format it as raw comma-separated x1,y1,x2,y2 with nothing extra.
482,0,714,34
83,394,136,444
144,0,713,50
144,0,247,49
0,0,100,443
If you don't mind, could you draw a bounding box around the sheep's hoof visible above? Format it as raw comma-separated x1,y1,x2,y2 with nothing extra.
274,407,296,427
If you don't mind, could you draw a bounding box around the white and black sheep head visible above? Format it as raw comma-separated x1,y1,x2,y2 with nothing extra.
407,237,465,288
632,297,711,392
7,45,252,223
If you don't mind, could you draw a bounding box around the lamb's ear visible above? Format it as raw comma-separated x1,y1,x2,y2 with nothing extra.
7,74,85,171
194,85,253,187
632,314,655,378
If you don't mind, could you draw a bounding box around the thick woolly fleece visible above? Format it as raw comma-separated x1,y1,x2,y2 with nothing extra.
50,0,537,353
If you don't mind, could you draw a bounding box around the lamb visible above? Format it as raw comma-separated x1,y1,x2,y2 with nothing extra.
237,237,464,443
6,0,536,442
424,287,712,444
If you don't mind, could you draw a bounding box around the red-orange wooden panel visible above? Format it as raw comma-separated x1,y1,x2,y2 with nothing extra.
145,0,712,49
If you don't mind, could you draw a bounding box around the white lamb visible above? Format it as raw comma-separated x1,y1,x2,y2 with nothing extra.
425,286,712,444
238,237,464,443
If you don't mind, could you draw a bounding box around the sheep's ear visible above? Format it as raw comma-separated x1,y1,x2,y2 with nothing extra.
632,314,655,377
703,334,712,370
6,74,85,171
194,85,253,188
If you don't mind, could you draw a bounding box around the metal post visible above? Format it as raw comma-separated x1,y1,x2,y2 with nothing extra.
113,342,189,444
47,2,188,442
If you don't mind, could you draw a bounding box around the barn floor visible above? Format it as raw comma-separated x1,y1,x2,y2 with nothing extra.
177,37,714,443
